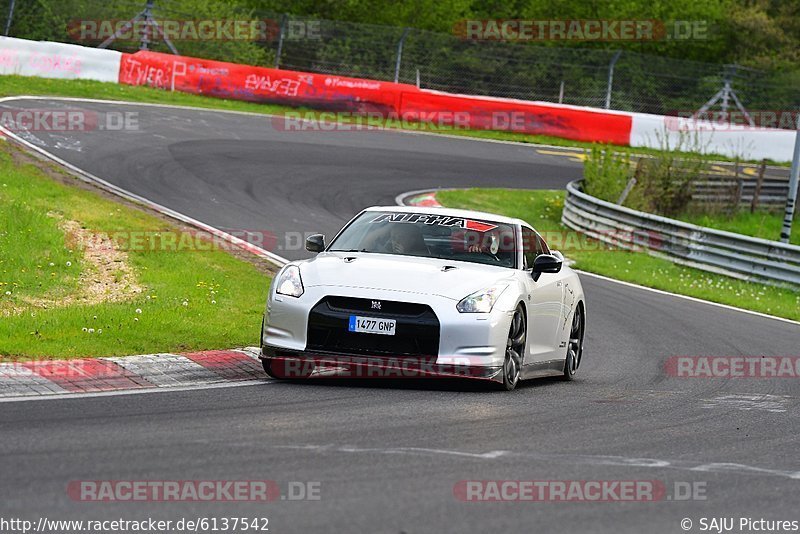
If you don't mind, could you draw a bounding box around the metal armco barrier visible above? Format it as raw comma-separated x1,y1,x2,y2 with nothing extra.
562,180,800,286
691,177,789,208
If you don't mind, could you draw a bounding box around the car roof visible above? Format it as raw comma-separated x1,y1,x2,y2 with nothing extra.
364,205,529,227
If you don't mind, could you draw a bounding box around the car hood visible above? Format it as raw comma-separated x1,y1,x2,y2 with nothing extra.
299,252,515,301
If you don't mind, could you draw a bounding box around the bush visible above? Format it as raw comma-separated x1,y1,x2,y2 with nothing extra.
582,144,631,203
583,131,714,217
629,130,712,216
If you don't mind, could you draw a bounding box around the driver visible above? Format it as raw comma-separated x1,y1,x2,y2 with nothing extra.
464,228,515,265
467,228,501,255
387,224,427,254
363,223,428,255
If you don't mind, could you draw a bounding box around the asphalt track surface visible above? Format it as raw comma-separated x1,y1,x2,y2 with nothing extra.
1,99,799,534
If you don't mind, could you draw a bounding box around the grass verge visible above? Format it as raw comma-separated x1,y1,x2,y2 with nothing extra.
437,188,800,321
0,142,273,359
0,75,785,166
675,210,798,246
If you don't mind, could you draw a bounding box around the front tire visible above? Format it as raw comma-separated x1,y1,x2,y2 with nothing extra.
261,358,281,379
500,305,526,391
563,304,584,381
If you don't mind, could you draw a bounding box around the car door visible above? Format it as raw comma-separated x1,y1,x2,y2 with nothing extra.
520,226,564,363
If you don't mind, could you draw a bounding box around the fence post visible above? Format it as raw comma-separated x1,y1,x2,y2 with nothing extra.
780,121,800,243
394,28,410,83
605,50,622,109
617,177,638,205
3,0,15,36
750,159,767,213
274,14,286,69
618,158,643,205
733,178,744,209
728,157,742,212
558,80,564,104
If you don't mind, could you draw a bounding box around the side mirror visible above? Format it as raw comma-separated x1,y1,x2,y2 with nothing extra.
305,234,325,253
531,254,562,281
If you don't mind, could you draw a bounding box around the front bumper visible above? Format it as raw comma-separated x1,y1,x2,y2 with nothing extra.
260,346,503,381
264,285,513,371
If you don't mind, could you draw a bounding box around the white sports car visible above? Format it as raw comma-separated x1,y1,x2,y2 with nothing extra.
260,206,586,390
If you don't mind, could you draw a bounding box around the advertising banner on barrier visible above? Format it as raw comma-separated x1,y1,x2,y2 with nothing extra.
118,51,414,113
118,50,632,144
399,89,632,145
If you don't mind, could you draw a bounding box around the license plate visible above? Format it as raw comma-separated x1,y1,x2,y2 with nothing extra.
348,315,396,336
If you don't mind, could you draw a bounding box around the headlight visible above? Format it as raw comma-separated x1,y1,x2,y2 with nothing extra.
456,284,508,313
275,265,304,297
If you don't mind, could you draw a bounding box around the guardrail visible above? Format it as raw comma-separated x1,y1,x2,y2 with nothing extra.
562,180,800,286
691,177,789,208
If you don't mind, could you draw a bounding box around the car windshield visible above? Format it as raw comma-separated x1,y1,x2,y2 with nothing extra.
328,211,518,268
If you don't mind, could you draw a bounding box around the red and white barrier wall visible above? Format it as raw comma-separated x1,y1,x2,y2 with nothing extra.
110,50,800,162
0,38,794,162
0,36,121,82
398,89,632,145
115,51,632,145
117,51,411,114
629,112,796,162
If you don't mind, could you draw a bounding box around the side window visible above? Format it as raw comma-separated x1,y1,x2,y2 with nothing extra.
521,227,537,269
537,231,550,256
521,227,549,269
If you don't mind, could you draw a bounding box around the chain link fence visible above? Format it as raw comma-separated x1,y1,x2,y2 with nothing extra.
268,16,800,116
3,1,798,116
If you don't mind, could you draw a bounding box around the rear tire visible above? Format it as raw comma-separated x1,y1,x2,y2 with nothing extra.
563,305,584,381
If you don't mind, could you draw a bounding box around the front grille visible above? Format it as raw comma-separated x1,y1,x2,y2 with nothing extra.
306,297,439,358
